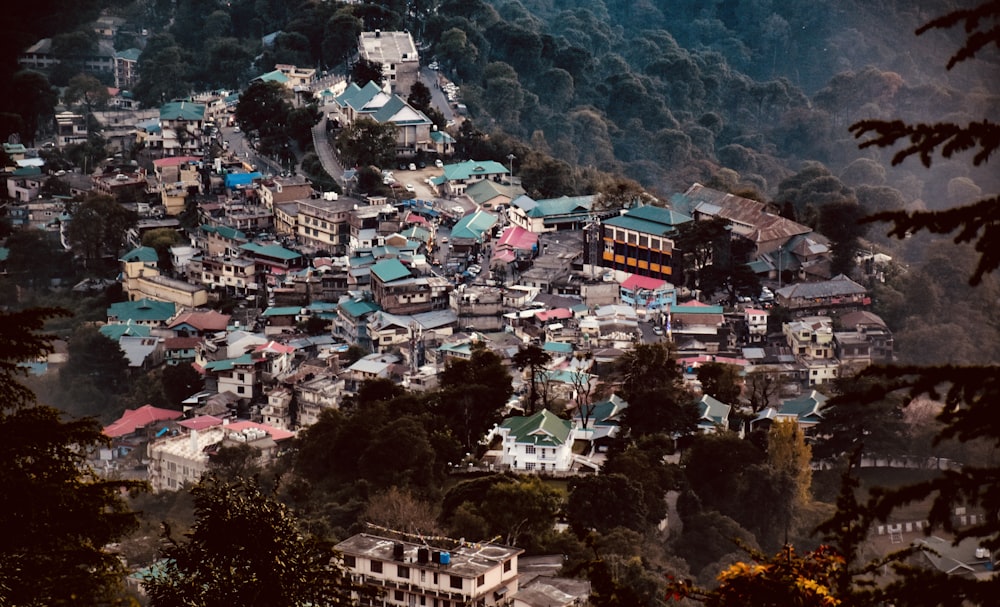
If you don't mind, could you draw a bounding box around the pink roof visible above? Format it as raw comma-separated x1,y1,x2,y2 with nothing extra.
153,156,201,168
255,340,295,355
168,310,231,332
678,355,749,367
497,225,538,250
621,274,667,291
103,404,183,438
177,415,224,431
226,420,295,442
492,249,516,264
745,308,768,315
404,211,428,225
535,308,573,322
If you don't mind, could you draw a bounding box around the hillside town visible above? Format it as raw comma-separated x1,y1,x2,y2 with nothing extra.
4,5,995,605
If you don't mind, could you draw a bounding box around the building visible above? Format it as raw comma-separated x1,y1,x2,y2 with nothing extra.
54,111,88,148
585,204,692,282
296,197,360,254
19,38,115,74
336,533,522,607
107,298,177,327
431,161,509,197
158,101,207,157
496,409,575,473
358,30,420,94
114,48,141,89
152,156,202,215
774,274,869,314
148,421,294,491
371,258,452,315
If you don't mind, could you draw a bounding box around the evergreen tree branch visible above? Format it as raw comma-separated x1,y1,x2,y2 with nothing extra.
849,120,1000,168
915,0,1000,69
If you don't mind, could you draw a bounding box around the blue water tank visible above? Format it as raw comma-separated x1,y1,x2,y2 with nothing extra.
439,552,451,565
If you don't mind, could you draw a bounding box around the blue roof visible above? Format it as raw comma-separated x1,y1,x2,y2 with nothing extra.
225,172,263,189
543,341,574,354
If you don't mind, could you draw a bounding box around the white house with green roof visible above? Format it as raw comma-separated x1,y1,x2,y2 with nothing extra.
497,409,575,472
158,101,207,156
696,394,734,434
430,160,509,196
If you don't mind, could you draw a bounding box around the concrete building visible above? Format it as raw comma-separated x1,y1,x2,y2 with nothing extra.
336,533,522,607
358,30,420,94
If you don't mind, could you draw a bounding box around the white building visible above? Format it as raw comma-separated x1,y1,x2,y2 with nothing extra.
358,30,420,95
495,410,575,473
147,421,294,491
336,533,522,607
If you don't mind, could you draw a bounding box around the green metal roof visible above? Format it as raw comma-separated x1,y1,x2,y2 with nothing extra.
203,353,255,371
240,242,302,261
99,322,152,340
500,409,572,447
527,195,594,218
0,247,10,262
451,209,497,240
201,224,247,241
542,341,574,354
107,298,176,322
160,101,206,121
697,394,731,426
441,160,509,181
370,258,411,283
339,299,380,318
262,306,301,317
120,246,159,263
672,304,724,314
254,69,289,84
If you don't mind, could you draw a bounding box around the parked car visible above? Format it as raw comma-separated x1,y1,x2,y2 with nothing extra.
408,163,417,171
435,159,444,168
405,184,416,193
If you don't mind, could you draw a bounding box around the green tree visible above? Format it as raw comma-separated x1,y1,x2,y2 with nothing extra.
142,227,183,272
436,344,512,451
511,344,551,414
146,475,371,607
697,362,743,404
59,325,130,416
0,307,145,606
162,362,204,407
335,117,397,169
617,343,697,438
66,194,138,267
62,72,109,115
350,57,384,87
675,216,731,292
9,70,57,144
566,473,648,535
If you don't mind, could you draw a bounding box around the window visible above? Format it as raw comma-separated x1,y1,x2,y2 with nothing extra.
394,590,404,601
525,462,536,471
477,575,485,587
397,565,409,579
344,555,356,568
503,560,512,573
237,386,246,395
450,575,463,589
371,560,383,573
525,445,536,455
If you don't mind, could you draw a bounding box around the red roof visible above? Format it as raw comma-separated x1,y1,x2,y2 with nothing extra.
177,415,224,431
621,274,667,291
497,225,538,250
255,340,295,355
153,156,201,168
404,211,428,225
491,249,516,264
168,310,231,332
535,308,573,322
103,405,183,438
165,336,202,349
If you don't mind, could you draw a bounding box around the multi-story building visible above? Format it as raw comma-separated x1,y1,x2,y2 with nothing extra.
774,274,869,315
371,258,452,315
585,205,691,283
148,421,294,491
114,48,141,89
294,373,344,427
358,30,420,94
296,197,359,254
54,111,89,148
496,410,575,473
336,533,522,607
158,101,207,157
187,253,258,296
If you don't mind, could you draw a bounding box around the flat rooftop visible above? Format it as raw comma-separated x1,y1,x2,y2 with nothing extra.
336,533,522,579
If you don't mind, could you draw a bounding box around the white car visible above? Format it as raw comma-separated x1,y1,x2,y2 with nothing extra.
405,184,416,193
408,163,417,171
435,159,444,168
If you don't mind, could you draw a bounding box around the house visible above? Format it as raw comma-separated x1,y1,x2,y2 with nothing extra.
358,30,420,94
262,386,294,430
464,179,524,210
107,298,177,327
370,258,452,315
54,111,88,148
837,310,893,363
508,194,602,234
259,175,314,209
148,421,294,491
784,316,834,360
296,197,361,255
293,373,344,428
751,390,827,433
164,336,200,365
513,576,591,607
695,394,733,433
19,37,115,75
912,536,998,578
368,95,433,156
187,253,257,296
120,335,165,370
335,533,522,607
584,204,692,282
450,209,498,253
5,167,45,202
158,101,207,157
114,47,141,89
619,274,676,312
572,393,628,449
103,404,183,440
334,297,381,351
91,166,149,203
678,183,812,257
774,274,869,314
670,301,728,354
152,156,202,215
261,306,302,335
168,310,232,337
431,160,509,197
201,353,261,399
119,246,209,308
497,409,575,473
